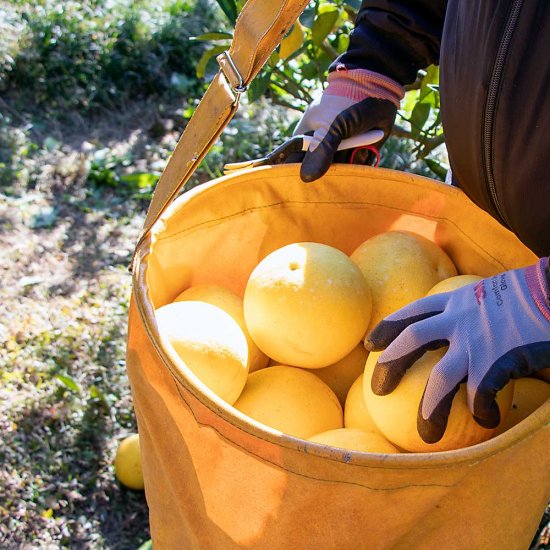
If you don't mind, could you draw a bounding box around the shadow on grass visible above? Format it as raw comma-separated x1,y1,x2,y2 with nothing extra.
1,315,149,548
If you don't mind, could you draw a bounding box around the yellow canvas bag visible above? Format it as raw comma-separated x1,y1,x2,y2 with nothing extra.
126,1,550,547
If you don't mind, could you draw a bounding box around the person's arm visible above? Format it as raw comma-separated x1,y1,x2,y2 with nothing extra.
332,0,447,85
296,0,448,182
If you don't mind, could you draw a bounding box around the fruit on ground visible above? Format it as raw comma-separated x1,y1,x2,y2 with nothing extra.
363,350,514,452
243,242,372,368
174,284,269,373
155,301,248,404
233,365,343,439
344,373,385,437
426,274,483,296
350,230,458,332
494,377,550,435
115,433,144,490
308,428,399,454
312,343,369,406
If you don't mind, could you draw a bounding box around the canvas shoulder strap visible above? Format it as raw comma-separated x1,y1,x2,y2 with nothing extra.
131,0,310,268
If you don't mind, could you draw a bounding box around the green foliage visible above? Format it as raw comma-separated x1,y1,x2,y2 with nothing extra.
0,0,220,116
88,149,159,199
202,0,448,179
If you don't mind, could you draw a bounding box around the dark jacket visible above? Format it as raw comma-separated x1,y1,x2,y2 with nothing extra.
333,0,550,257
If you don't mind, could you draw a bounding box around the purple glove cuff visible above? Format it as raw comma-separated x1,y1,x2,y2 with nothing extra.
525,257,550,322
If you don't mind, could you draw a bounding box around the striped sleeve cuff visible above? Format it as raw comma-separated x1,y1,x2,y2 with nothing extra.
325,65,405,108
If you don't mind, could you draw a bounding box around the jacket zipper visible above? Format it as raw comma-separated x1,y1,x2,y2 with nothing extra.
482,0,523,227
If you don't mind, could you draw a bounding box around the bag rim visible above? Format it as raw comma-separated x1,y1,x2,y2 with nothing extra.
132,164,550,469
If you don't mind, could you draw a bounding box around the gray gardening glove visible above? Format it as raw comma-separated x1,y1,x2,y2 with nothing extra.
293,66,404,182
365,257,550,444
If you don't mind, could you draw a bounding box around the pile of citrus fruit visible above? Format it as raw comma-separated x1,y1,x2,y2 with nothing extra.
151,229,550,458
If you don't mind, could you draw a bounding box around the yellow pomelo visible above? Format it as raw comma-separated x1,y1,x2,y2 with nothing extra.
175,284,269,373
312,343,369,406
426,274,483,296
363,350,514,452
344,373,385,437
114,434,144,490
279,21,304,60
494,378,550,435
233,365,343,439
350,230,457,332
155,301,248,404
244,242,372,368
308,428,400,454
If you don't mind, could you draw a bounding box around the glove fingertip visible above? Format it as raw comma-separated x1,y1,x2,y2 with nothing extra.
299,168,319,184
473,401,501,430
363,335,384,352
364,320,400,351
370,362,399,396
417,383,461,444
300,151,332,183
417,410,447,444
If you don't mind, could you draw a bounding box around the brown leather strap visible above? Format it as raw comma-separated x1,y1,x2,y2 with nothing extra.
131,0,310,269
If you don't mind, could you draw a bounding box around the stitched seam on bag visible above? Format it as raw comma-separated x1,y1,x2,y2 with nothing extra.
153,168,455,233
170,385,466,487
155,199,508,271
170,379,549,475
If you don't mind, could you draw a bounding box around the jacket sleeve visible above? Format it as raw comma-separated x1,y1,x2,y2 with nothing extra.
331,0,448,86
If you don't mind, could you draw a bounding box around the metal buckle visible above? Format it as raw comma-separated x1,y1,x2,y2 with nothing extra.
216,50,248,100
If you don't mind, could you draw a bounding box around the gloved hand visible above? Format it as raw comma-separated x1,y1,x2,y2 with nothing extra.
293,65,404,182
365,257,550,444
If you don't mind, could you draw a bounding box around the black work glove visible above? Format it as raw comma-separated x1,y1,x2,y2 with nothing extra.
293,66,404,182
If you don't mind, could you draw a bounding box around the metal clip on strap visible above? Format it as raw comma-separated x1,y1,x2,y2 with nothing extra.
216,51,248,103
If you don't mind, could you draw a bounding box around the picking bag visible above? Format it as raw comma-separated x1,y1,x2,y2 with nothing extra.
125,0,550,547
127,164,550,549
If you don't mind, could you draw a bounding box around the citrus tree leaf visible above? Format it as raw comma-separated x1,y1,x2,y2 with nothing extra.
410,102,431,139
196,45,227,79
213,0,238,24
56,374,81,393
424,158,448,181
120,173,158,189
247,71,271,103
191,32,233,41
312,5,340,46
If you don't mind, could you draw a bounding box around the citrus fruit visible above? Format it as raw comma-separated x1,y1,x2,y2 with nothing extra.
363,349,514,452
426,274,483,296
243,242,372,368
494,377,550,435
114,433,144,490
155,301,248,404
344,373,385,437
308,428,399,454
233,365,343,439
174,284,269,373
350,230,457,332
312,343,368,405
